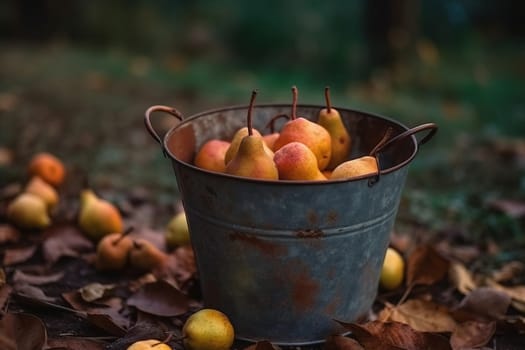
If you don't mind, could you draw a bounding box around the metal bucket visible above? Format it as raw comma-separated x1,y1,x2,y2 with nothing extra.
144,103,437,345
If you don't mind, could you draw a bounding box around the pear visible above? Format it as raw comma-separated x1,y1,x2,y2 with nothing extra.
194,139,231,173
183,309,235,350
25,176,59,211
166,211,191,248
129,238,168,272
95,228,134,271
317,87,351,169
127,339,171,350
262,132,280,151
273,86,332,170
274,142,326,181
7,192,51,229
225,90,278,180
330,155,378,180
224,127,274,165
78,189,123,241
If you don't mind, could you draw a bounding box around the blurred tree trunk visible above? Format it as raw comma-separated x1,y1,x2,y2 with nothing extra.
364,0,420,74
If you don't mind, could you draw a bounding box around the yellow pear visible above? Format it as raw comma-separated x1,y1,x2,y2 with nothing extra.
317,87,351,169
165,211,191,248
25,176,59,210
330,156,378,180
129,238,168,272
380,247,405,290
78,189,123,241
224,127,274,166
225,90,278,180
194,139,231,173
127,339,171,350
7,192,51,229
273,86,332,170
183,309,235,350
274,142,326,181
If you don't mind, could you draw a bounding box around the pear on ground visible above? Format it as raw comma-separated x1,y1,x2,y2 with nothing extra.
166,211,191,248
25,176,59,210
380,247,405,290
225,90,278,180
78,189,123,241
274,142,326,181
330,156,378,180
7,192,51,229
129,238,169,272
126,339,171,350
194,139,231,173
183,309,235,350
317,87,351,169
273,86,332,170
95,228,134,271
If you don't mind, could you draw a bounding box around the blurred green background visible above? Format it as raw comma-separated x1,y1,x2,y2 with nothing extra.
0,1,524,246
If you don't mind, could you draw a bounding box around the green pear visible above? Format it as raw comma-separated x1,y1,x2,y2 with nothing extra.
166,211,191,248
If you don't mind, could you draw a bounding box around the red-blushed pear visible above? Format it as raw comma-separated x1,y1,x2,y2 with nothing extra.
274,142,326,181
129,238,169,272
194,139,231,173
95,227,134,271
317,86,351,169
225,90,278,180
273,86,332,170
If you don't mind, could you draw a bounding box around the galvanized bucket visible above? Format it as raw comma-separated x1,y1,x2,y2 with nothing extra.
144,103,437,345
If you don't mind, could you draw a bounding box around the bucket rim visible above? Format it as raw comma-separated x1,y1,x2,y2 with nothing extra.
162,103,419,185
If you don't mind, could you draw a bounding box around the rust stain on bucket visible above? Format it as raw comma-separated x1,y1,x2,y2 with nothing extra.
291,268,320,311
229,232,287,257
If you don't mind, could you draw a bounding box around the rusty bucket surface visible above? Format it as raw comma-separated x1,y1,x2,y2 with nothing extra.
144,103,437,345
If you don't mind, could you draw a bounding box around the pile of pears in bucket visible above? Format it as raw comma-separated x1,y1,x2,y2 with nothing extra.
194,87,382,181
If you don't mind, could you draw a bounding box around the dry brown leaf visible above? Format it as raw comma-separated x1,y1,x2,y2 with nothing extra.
12,269,64,285
243,340,281,350
452,287,511,322
85,313,127,337
379,299,457,333
449,262,477,295
491,261,525,283
0,225,20,244
486,279,525,306
511,300,525,313
0,268,5,287
450,321,496,350
127,280,192,317
406,245,449,287
47,337,106,350
13,283,56,302
0,312,47,350
324,335,364,350
0,284,13,311
42,225,94,264
3,245,37,266
336,320,451,350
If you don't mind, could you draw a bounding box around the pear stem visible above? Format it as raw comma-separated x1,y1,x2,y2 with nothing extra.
291,86,298,120
369,127,394,156
132,240,142,249
247,89,258,136
152,332,180,347
325,86,332,113
113,226,134,245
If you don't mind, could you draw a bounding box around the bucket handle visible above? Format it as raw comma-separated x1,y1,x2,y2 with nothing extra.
144,105,184,145
368,123,438,187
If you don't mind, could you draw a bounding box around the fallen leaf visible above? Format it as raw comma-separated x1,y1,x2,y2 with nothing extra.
486,279,525,306
3,245,37,266
452,287,511,322
12,269,64,285
488,199,525,219
449,262,477,295
42,225,94,264
336,320,451,350
86,313,127,337
450,321,496,350
378,299,457,333
104,315,170,350
0,312,47,350
511,300,525,313
13,283,56,302
406,245,449,287
491,261,525,283
0,225,20,244
79,283,116,303
324,335,364,350
47,337,106,350
0,284,12,310
127,280,192,317
160,245,197,290
0,268,5,287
